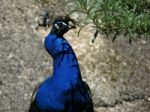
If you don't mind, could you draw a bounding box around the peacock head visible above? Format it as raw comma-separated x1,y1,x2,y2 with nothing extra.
51,16,76,36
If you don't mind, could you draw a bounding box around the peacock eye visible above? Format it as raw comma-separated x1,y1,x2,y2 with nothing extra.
54,23,59,29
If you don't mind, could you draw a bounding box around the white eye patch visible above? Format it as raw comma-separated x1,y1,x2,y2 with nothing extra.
57,21,68,26
54,23,60,29
54,21,68,29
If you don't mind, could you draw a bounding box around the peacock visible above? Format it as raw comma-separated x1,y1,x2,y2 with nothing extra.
29,16,94,112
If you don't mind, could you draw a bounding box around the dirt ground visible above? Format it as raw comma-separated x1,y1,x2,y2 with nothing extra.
0,0,150,112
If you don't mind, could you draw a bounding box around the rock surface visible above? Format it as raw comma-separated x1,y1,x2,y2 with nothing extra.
0,0,150,112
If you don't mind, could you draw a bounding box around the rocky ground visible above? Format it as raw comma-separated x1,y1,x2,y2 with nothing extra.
0,0,150,112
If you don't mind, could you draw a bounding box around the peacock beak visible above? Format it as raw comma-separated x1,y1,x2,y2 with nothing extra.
68,21,76,29
68,24,76,29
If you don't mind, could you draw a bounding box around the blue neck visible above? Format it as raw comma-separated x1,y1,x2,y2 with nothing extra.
44,33,81,79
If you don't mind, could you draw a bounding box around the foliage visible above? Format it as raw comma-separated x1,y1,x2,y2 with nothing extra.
72,0,150,43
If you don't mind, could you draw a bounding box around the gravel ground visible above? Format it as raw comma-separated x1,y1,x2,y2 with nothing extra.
0,0,150,112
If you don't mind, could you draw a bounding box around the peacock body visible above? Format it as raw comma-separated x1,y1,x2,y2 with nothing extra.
29,17,94,112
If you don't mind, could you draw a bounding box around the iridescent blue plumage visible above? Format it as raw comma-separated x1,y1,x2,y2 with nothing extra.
29,16,94,112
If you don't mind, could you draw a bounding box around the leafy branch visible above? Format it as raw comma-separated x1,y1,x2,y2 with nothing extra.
72,0,150,43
